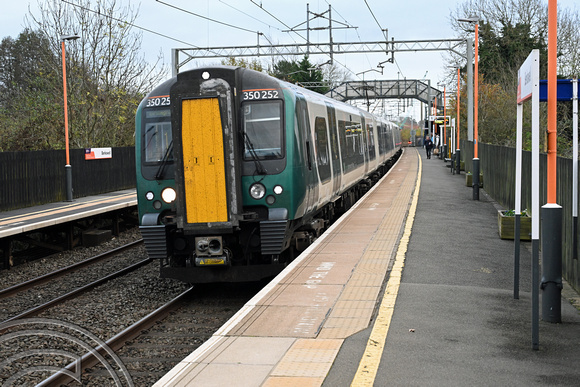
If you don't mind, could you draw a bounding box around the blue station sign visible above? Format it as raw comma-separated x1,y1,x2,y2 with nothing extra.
539,79,579,101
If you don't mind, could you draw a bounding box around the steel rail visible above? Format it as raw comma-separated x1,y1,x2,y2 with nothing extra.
37,287,194,387
0,239,143,299
0,257,152,327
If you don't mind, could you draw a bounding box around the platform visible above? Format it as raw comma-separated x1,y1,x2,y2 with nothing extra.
0,189,137,267
156,148,580,386
155,149,419,386
0,189,136,239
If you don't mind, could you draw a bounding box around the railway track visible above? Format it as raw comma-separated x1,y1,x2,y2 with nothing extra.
1,280,260,386
0,240,143,299
0,240,148,325
36,287,195,386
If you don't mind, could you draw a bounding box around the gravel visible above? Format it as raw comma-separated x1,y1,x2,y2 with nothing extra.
0,226,260,386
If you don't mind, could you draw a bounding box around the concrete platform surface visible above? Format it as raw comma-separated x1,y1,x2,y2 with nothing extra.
156,147,580,386
0,189,136,239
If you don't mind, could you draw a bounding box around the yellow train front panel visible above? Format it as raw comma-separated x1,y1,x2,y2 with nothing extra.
181,98,228,223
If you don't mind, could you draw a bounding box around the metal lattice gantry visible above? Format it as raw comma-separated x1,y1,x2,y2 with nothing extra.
171,38,466,75
325,79,443,108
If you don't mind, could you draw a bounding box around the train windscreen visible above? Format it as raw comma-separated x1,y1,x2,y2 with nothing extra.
143,108,172,163
242,101,283,160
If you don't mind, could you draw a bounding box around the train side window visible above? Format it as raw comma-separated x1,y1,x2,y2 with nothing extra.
314,117,331,182
377,124,384,155
296,95,312,170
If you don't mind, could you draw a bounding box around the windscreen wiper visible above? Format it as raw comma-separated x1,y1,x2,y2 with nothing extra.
155,140,173,180
243,133,267,175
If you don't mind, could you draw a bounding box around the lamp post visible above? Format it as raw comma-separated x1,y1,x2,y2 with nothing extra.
541,0,562,324
61,34,79,202
456,67,461,174
441,84,447,160
458,16,480,200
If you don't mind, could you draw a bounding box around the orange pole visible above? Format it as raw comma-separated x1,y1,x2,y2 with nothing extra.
474,23,479,159
62,40,70,166
457,68,460,148
443,85,447,156
434,97,437,140
547,0,558,203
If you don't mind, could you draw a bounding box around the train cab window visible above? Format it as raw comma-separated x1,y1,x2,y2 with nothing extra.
314,117,331,182
242,100,284,160
143,109,172,163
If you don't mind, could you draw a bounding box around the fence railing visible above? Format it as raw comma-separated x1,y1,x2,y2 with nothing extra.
0,147,136,212
460,139,579,293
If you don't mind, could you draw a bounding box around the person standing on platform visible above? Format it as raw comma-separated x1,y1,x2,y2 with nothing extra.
424,136,433,159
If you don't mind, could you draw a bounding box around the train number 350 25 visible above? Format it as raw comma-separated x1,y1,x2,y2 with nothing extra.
146,96,170,107
243,90,279,100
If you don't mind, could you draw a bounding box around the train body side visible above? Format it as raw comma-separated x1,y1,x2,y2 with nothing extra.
135,66,401,284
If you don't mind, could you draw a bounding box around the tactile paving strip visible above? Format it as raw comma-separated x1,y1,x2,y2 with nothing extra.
155,150,420,386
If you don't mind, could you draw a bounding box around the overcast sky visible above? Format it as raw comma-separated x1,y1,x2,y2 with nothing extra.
1,0,472,119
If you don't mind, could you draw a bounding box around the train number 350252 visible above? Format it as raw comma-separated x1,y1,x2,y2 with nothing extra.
243,90,279,100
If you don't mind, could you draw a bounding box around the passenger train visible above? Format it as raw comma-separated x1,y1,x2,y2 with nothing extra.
135,66,402,283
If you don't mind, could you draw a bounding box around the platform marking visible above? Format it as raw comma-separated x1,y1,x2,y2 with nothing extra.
351,149,422,387
0,193,136,225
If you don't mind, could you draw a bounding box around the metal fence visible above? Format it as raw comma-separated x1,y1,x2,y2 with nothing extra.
460,139,579,293
0,147,135,212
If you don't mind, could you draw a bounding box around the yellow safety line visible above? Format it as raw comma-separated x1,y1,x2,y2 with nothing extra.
351,149,422,387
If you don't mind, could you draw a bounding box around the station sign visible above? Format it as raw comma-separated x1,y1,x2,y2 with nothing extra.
85,147,112,160
430,116,450,125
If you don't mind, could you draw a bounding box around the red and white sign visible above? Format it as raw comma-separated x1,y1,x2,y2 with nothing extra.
517,50,539,104
85,147,112,160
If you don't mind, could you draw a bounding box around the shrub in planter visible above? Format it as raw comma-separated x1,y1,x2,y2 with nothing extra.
498,209,531,240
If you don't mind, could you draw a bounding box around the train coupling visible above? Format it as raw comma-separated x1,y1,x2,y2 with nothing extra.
194,236,230,266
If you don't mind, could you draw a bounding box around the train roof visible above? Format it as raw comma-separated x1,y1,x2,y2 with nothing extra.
147,66,396,126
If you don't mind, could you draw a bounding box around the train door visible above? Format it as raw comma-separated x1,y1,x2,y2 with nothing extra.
296,94,317,212
360,115,369,174
181,98,228,224
325,103,341,195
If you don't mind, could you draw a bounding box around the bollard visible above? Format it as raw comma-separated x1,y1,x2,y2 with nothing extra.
455,149,461,174
472,158,480,200
541,204,562,323
514,213,520,299
65,164,73,202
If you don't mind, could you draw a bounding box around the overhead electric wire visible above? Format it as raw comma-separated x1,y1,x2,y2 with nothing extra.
249,0,303,43
60,0,213,51
155,0,257,34
363,0,384,33
394,58,405,79
219,0,281,31
324,0,355,29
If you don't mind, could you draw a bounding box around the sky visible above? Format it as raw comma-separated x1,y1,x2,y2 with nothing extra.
1,0,466,121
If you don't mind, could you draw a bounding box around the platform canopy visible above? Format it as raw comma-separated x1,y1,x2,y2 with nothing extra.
325,79,443,107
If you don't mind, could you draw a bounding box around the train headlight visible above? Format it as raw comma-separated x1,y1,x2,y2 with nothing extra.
161,187,176,203
273,185,283,195
145,191,154,201
249,183,266,200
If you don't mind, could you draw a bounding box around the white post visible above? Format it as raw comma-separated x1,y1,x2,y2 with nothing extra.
573,79,578,261
515,105,523,216
573,78,578,219
530,49,540,350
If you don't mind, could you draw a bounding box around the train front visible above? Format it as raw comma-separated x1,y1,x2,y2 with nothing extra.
139,67,295,283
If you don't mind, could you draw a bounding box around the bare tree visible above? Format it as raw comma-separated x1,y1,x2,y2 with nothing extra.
447,0,580,152
558,7,580,78
321,61,352,90
26,0,166,148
